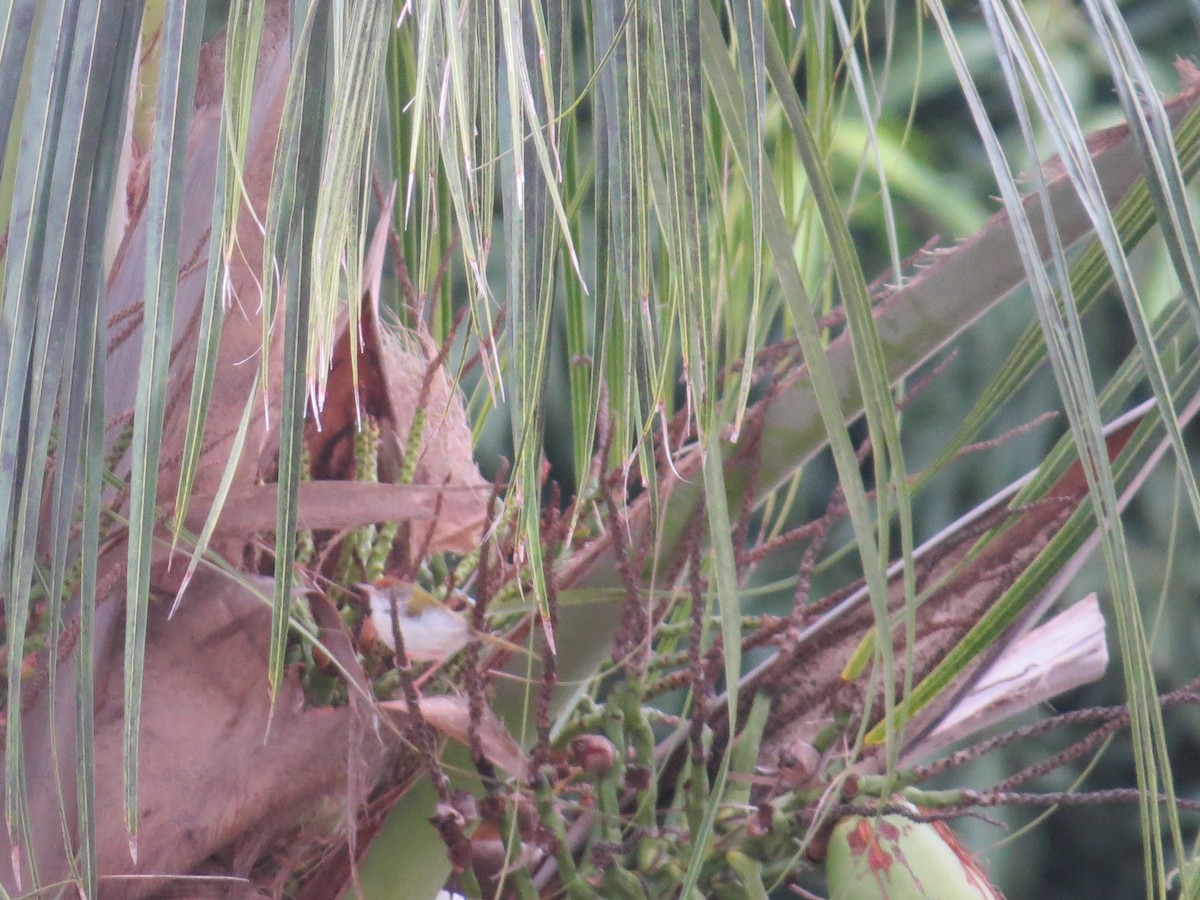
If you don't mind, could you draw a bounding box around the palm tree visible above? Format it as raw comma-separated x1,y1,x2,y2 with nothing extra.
3,0,1200,896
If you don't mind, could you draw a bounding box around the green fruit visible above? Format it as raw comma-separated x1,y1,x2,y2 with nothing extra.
825,809,1003,899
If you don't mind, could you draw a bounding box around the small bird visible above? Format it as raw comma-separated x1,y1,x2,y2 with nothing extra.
358,576,473,662
357,576,527,667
